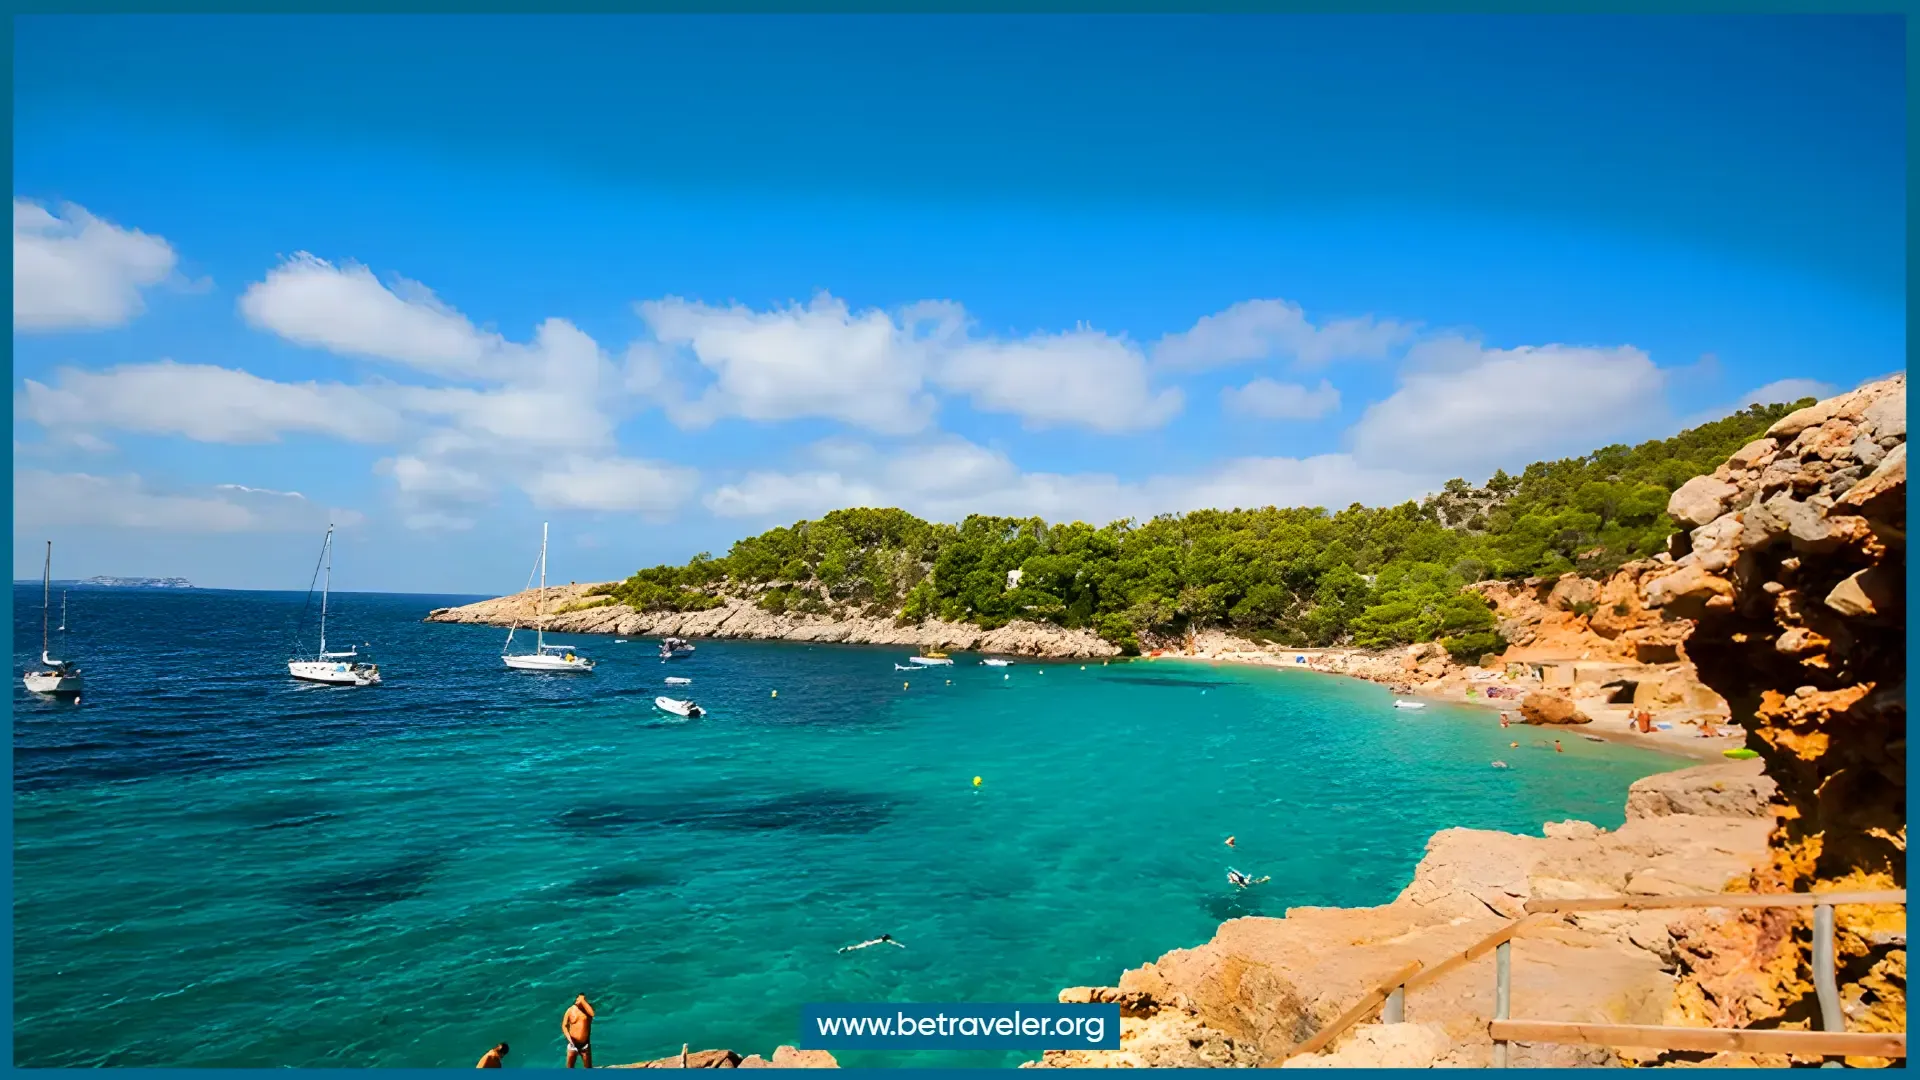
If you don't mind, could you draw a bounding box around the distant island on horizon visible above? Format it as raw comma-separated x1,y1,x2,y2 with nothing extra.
14,576,197,590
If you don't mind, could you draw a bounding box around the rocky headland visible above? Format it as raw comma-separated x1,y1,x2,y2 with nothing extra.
426,588,1122,658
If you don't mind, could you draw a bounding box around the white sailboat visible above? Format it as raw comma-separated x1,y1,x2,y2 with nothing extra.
23,541,82,697
288,524,382,686
503,522,594,673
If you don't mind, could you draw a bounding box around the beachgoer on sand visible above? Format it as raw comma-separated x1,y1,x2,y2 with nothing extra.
564,995,595,1068
478,1043,509,1069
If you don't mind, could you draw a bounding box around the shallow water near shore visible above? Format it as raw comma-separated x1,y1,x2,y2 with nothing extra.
14,587,1682,1067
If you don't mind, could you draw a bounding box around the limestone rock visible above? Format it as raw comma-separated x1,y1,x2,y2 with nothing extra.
1824,566,1894,618
1519,690,1591,725
1639,373,1907,1046
1624,759,1774,820
1544,819,1605,840
1668,475,1741,528
768,1047,838,1068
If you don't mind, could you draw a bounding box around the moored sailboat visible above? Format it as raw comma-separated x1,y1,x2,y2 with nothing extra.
23,542,83,698
288,525,381,686
503,522,594,673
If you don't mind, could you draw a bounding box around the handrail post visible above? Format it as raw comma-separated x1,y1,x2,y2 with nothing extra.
1493,940,1512,1068
1383,984,1406,1024
1813,902,1843,1068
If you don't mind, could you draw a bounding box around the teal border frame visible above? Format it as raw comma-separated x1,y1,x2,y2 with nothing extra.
5,5,1910,1076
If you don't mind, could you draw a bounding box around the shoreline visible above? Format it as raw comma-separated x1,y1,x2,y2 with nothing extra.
424,589,1738,763
1125,648,1738,764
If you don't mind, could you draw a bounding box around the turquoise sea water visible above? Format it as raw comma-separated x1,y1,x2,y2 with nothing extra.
13,587,1681,1067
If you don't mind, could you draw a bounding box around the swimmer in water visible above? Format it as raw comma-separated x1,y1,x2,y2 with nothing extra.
1224,836,1236,848
839,934,905,953
1227,869,1271,889
1492,760,1509,769
1555,740,1564,753
1500,712,1511,728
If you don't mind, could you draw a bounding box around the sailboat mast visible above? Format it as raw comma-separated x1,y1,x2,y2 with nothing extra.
320,525,333,656
537,521,549,650
41,541,51,659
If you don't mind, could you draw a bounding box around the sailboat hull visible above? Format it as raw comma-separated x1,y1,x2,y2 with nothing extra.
23,672,82,695
503,653,595,672
289,661,381,686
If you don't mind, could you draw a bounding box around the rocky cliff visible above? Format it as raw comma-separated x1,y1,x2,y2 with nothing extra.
1027,761,1776,1068
1634,374,1907,1060
425,586,1122,658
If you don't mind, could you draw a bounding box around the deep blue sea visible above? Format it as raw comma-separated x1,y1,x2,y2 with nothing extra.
12,586,1680,1067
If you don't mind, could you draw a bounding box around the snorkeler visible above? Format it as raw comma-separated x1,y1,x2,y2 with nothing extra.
839,934,905,953
1227,868,1270,889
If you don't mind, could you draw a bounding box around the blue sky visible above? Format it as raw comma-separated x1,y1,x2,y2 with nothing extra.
13,14,1906,593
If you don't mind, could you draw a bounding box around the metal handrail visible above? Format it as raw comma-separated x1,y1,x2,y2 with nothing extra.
1268,889,1906,1067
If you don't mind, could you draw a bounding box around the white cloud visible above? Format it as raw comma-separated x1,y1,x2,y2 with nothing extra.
1737,378,1837,408
14,470,360,533
1152,298,1414,370
14,199,179,332
935,327,1183,433
237,253,501,377
19,361,403,444
1221,377,1341,420
1350,338,1668,476
524,455,700,513
636,293,940,434
704,435,1431,525
634,293,1184,434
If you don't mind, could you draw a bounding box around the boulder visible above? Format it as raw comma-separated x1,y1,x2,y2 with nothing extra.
1546,574,1600,612
1624,760,1774,820
1824,567,1895,619
1520,691,1591,726
1544,820,1605,840
769,1047,839,1068
1667,475,1741,528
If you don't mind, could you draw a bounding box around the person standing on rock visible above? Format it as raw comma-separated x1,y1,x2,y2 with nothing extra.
564,995,595,1068
477,1043,509,1068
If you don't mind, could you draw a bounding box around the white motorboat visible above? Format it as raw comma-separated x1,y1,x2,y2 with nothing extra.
981,658,1012,667
907,652,954,667
655,696,705,718
288,525,381,686
23,541,82,698
1393,700,1427,710
503,522,594,673
664,676,692,686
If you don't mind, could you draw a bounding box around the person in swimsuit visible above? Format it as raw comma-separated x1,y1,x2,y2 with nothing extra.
1227,869,1270,888
477,1043,509,1068
839,934,905,952
564,995,595,1068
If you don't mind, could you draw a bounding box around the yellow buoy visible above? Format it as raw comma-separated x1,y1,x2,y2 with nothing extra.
1003,673,1009,680
972,776,982,787
904,681,910,689
771,690,778,698
1080,665,1086,670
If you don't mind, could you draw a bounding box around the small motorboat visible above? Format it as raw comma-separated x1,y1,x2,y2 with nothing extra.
908,651,954,666
981,658,1012,667
1393,700,1427,710
655,696,705,719
664,676,692,686
663,636,696,653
